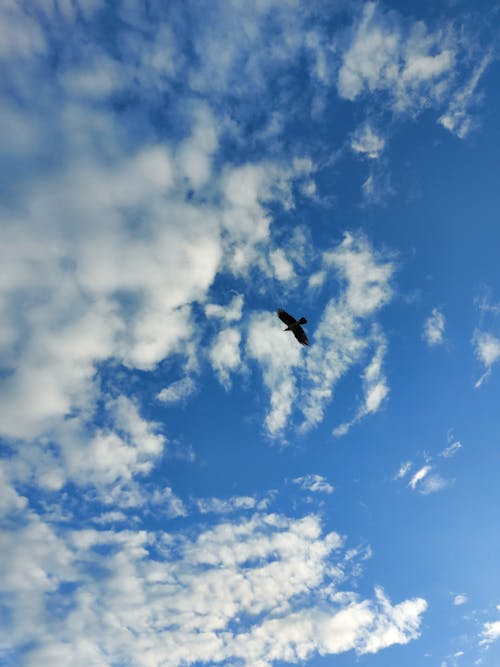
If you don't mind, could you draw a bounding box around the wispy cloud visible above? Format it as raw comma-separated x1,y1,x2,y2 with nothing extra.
293,474,334,494
439,52,494,138
351,123,386,159
441,440,462,458
157,377,197,404
302,232,395,436
408,465,432,490
395,461,413,480
472,329,500,388
407,465,448,495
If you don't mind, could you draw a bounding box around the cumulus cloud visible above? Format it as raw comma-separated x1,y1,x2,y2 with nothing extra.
480,620,500,646
423,308,446,346
0,506,427,667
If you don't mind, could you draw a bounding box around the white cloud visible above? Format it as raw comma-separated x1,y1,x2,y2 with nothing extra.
408,465,432,490
91,511,128,525
157,377,197,404
472,330,500,388
0,2,47,61
269,248,295,282
419,474,448,495
334,332,389,436
177,105,219,189
195,495,265,514
361,166,395,205
0,465,27,517
453,594,468,606
209,327,242,388
205,294,244,322
1,507,427,666
395,461,413,480
150,486,188,518
480,620,500,646
439,52,493,138
441,441,462,458
351,123,386,159
337,2,455,112
423,308,446,346
408,465,447,495
302,233,394,434
293,474,334,494
247,311,303,437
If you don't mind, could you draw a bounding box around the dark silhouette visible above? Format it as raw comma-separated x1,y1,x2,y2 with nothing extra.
277,309,309,345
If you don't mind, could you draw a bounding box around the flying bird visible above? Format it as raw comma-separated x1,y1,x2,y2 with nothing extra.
277,309,309,345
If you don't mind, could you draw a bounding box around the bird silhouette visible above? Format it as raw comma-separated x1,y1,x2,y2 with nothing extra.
277,309,309,345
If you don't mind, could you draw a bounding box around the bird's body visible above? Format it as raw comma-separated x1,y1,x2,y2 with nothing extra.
277,309,309,345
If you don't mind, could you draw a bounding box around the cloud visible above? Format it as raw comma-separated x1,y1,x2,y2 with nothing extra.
441,441,462,458
351,123,386,159
333,332,389,436
1,505,427,666
423,308,446,346
480,620,500,646
472,330,500,388
209,327,242,388
293,474,334,494
303,232,394,434
337,2,455,112
157,377,197,404
453,594,468,606
361,165,395,205
247,233,394,438
408,465,432,490
247,311,303,436
395,461,413,480
205,294,244,322
195,495,270,514
408,465,447,495
439,52,493,138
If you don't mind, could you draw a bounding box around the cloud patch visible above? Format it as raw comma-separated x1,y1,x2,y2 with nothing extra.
0,506,428,667
423,308,446,346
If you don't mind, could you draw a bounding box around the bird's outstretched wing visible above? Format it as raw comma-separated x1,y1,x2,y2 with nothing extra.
294,326,309,345
277,309,296,326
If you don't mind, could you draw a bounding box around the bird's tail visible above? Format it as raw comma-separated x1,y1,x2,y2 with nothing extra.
298,317,307,325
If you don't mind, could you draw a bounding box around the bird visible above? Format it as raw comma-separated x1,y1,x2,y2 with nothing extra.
277,309,309,345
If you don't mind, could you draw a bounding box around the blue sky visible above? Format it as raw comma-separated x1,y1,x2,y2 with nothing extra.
1,1,500,666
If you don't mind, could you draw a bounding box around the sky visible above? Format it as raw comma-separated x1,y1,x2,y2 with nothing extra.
1,1,500,666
